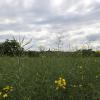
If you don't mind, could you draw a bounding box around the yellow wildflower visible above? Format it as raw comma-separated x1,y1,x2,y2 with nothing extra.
3,94,8,98
73,85,77,87
3,86,13,92
55,80,58,84
62,86,66,89
0,92,2,96
3,86,10,90
55,77,67,90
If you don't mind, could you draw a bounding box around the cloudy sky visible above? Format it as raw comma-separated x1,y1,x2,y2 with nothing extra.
0,0,100,51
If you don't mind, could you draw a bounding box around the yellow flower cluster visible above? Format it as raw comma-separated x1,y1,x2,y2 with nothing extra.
0,86,13,98
55,77,67,90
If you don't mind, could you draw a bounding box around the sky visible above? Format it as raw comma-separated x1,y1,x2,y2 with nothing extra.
0,0,100,51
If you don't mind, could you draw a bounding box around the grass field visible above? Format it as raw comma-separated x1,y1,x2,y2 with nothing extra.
0,56,100,100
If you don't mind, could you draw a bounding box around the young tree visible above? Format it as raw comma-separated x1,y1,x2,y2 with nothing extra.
38,45,46,52
55,33,63,51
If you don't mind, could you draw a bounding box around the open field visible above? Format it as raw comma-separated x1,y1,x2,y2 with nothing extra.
0,56,100,100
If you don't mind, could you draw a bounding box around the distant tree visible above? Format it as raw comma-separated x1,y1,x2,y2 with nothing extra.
38,45,46,52
1,39,24,56
55,34,63,51
76,49,95,57
0,43,4,56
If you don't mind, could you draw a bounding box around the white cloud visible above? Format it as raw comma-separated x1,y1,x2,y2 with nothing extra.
0,0,100,50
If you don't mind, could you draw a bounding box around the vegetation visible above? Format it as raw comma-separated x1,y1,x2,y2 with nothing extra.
0,39,100,100
0,39,24,56
0,39,100,57
0,56,100,100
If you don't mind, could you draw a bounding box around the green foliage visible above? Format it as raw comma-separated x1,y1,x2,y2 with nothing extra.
94,51,100,57
0,39,100,57
24,51,40,57
76,49,95,57
0,39,24,56
0,56,100,100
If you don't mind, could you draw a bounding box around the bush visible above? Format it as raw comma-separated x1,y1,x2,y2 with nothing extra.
76,49,95,57
0,39,24,56
24,51,40,57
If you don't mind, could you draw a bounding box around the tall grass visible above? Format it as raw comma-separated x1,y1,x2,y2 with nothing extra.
0,56,100,100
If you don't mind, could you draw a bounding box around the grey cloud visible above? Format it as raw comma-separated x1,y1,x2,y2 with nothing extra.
86,33,100,41
0,34,11,42
0,0,100,50
0,0,100,31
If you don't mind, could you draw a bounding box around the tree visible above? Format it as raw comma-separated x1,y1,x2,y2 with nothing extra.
38,45,46,52
76,49,95,57
55,34,63,51
0,39,24,56
0,43,4,56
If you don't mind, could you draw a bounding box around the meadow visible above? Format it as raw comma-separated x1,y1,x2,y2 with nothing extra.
0,56,100,100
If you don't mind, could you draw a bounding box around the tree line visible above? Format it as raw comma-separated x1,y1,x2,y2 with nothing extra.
0,39,100,57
